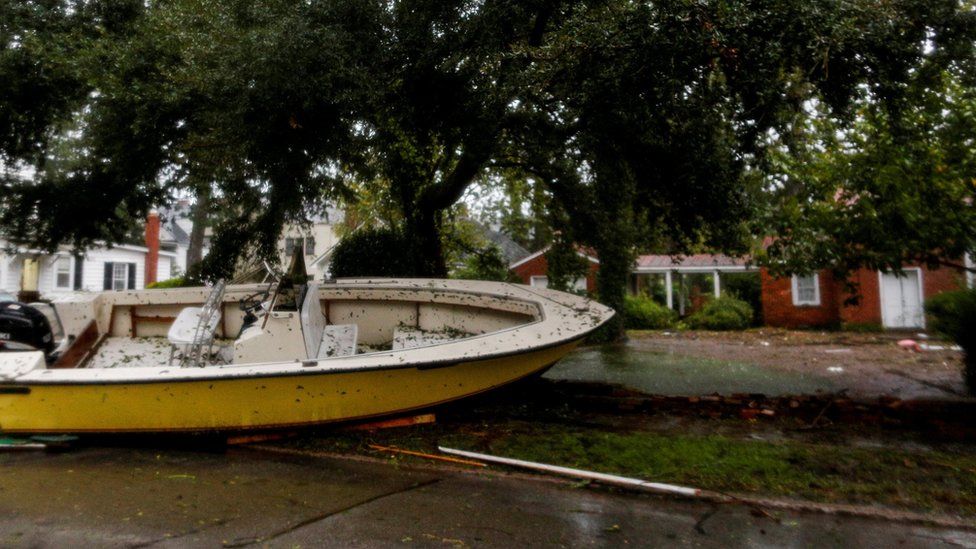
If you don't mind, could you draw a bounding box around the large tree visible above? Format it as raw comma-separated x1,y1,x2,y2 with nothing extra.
499,0,976,337
1,0,974,340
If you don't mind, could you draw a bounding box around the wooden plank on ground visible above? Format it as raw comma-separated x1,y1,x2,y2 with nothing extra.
342,413,436,432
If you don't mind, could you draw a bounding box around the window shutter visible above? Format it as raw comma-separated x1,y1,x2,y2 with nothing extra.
103,263,113,290
305,237,315,255
127,263,137,290
73,255,83,290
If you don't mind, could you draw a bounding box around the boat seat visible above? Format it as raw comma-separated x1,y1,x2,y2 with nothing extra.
392,327,461,351
301,283,357,359
168,280,225,366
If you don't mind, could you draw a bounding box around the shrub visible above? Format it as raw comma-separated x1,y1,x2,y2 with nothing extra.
147,277,187,289
686,296,753,331
330,227,417,278
623,295,677,329
721,273,763,324
452,245,514,282
925,289,976,395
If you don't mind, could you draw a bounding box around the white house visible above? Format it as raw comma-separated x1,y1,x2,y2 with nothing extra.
0,240,177,298
282,208,345,280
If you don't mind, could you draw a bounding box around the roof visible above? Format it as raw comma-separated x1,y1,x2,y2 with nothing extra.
473,223,530,265
634,254,754,271
509,246,600,270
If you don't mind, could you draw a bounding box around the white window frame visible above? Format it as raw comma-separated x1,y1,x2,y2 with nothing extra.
571,277,587,292
54,256,72,290
966,253,974,290
529,275,548,289
112,263,129,291
791,273,821,306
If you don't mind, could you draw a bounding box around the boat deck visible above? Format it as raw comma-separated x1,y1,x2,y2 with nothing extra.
84,330,470,369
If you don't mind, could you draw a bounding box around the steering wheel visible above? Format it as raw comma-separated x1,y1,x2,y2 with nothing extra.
238,289,271,313
238,261,283,313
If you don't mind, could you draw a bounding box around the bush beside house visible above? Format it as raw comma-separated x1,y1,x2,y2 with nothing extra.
926,289,976,395
623,295,677,329
686,296,754,330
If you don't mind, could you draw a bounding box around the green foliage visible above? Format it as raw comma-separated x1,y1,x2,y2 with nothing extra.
686,296,754,331
329,227,417,279
760,76,976,279
1,0,974,298
451,245,513,282
146,277,187,289
622,295,677,330
721,273,763,325
545,234,589,294
926,289,976,394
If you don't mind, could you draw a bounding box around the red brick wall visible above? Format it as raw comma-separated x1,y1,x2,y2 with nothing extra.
763,264,968,329
760,268,840,328
922,264,968,300
510,252,598,293
839,268,881,325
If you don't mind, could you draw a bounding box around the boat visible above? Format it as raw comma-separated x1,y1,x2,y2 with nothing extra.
0,271,613,434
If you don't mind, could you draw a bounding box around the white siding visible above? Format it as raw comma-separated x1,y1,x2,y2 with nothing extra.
157,255,174,282
80,248,146,292
36,253,75,296
173,244,189,275
0,253,14,292
2,254,22,294
279,222,341,281
0,244,175,295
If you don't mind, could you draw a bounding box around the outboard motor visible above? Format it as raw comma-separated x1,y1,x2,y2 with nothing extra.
0,301,58,361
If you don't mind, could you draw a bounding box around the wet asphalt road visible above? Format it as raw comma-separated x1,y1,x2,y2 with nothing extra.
0,447,974,548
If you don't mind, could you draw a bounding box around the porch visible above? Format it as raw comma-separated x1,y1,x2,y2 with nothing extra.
629,254,759,316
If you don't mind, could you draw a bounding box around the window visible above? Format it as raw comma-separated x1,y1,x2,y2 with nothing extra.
113,263,128,291
285,237,316,257
284,237,298,257
572,278,587,292
54,257,72,289
529,276,548,288
792,274,820,306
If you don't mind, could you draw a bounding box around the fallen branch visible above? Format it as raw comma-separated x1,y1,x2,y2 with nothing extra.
438,446,704,498
369,444,486,468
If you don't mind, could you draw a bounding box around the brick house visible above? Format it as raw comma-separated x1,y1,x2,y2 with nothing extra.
761,260,974,330
511,244,974,330
509,247,600,293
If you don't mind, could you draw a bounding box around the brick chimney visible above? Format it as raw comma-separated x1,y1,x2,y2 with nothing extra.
145,210,160,286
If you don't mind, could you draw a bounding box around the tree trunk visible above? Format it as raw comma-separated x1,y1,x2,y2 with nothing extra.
186,185,211,274
405,209,447,277
588,152,637,342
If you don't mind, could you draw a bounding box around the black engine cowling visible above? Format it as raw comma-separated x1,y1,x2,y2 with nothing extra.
0,301,55,355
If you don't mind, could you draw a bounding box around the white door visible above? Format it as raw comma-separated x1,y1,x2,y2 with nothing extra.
880,271,923,328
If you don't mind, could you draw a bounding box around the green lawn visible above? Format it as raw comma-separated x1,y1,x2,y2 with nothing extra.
293,421,976,517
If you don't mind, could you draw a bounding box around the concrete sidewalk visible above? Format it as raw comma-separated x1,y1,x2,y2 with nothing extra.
0,447,973,548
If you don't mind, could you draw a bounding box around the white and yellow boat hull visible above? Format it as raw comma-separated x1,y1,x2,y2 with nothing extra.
0,279,612,434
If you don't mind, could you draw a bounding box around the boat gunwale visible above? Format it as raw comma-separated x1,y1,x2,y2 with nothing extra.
0,334,588,387
1,280,613,386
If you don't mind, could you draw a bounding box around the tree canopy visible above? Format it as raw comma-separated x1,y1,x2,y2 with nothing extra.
2,0,975,337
